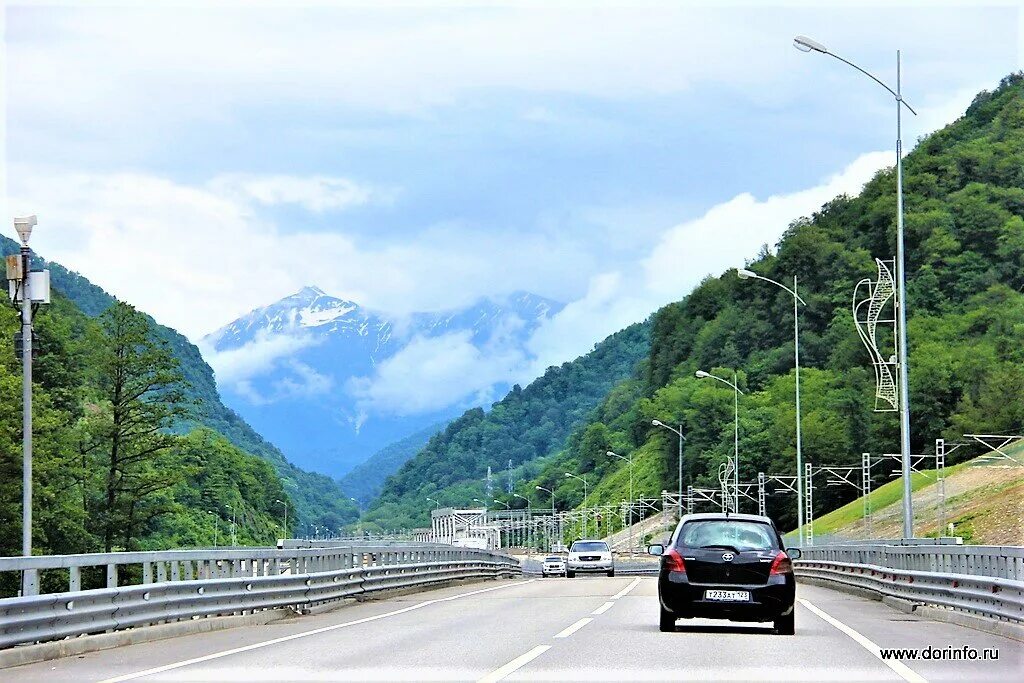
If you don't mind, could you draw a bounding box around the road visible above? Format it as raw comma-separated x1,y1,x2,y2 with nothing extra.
6,577,1021,681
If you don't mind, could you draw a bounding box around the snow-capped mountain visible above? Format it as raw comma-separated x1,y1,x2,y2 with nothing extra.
200,287,564,477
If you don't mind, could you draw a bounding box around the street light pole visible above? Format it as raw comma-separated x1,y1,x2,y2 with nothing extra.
695,370,745,512
275,499,288,536
564,472,589,537
652,420,686,518
536,486,555,551
738,268,807,541
606,451,633,555
794,35,917,537
226,504,236,546
12,216,36,560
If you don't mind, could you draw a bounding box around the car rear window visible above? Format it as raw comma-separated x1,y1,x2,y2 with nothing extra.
571,541,609,552
544,556,562,562
677,520,778,551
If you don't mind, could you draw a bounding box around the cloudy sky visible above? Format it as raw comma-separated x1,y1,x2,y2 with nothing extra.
2,1,1021,406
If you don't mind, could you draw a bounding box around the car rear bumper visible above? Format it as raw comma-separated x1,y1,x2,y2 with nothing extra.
542,565,566,574
659,571,795,621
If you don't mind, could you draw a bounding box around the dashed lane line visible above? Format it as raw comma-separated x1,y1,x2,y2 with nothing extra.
554,617,593,639
476,645,551,683
591,601,615,615
96,579,537,683
610,577,641,600
799,598,927,683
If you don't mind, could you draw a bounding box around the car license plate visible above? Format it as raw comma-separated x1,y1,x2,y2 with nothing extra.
704,590,750,601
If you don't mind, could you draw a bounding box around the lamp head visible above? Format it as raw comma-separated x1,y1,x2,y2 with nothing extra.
737,268,756,280
14,216,37,245
651,419,662,426
564,472,572,478
695,370,710,379
606,450,616,456
793,35,827,53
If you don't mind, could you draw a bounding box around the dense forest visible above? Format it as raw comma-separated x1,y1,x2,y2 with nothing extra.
360,73,1023,536
363,321,652,529
516,73,1024,534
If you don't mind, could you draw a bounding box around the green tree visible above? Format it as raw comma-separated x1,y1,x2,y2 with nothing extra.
78,302,192,551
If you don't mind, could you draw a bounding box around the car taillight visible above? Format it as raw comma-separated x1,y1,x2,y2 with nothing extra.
665,548,686,573
770,551,793,575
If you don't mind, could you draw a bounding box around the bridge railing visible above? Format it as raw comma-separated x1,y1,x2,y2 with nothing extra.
795,542,1024,624
0,545,521,649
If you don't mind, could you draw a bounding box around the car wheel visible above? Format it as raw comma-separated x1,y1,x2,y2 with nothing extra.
607,570,615,577
774,611,795,635
659,606,676,632
567,571,575,578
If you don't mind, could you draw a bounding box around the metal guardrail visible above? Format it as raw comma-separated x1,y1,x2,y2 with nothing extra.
1,544,483,596
796,543,1024,624
0,545,520,649
798,543,1024,580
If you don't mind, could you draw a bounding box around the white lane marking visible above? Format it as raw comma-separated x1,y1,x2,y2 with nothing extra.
591,601,615,615
97,579,536,683
610,577,641,600
553,617,593,639
476,645,551,683
799,598,927,683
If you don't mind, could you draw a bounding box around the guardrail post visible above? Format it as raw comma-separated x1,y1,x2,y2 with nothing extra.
69,565,81,592
22,568,39,596
106,563,118,588
157,561,167,582
142,561,153,584
170,561,180,581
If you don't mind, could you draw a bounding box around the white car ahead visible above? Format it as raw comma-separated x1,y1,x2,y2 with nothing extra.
567,540,614,577
541,555,567,577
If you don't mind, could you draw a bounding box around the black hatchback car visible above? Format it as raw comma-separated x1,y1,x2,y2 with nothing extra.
648,513,801,634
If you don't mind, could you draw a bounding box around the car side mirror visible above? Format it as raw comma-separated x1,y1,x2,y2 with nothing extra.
786,547,802,560
647,544,664,556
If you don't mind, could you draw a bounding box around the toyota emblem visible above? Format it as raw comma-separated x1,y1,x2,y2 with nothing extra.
722,552,735,562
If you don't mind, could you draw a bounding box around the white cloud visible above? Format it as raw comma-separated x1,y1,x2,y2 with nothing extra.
5,167,597,338
521,150,892,372
348,321,528,418
198,329,320,387
207,174,387,213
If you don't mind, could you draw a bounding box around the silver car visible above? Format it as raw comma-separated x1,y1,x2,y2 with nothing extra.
567,540,614,577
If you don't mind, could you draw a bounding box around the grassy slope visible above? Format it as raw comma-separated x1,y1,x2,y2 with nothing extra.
790,441,1024,544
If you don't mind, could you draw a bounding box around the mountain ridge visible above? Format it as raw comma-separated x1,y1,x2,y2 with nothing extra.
200,285,566,477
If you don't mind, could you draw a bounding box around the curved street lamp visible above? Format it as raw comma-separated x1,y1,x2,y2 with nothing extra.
564,472,589,537
738,267,807,542
652,420,686,518
606,451,634,555
793,34,917,539
695,370,744,512
274,499,288,537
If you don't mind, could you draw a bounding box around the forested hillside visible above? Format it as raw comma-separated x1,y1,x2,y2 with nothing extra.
520,74,1024,532
340,422,450,507
363,321,652,529
0,237,357,547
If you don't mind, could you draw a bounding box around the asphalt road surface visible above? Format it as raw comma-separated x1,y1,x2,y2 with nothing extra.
6,577,1021,681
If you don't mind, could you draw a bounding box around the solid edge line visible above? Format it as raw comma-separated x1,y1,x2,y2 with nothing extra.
591,601,615,615
611,577,642,600
476,644,551,683
798,598,927,683
97,579,536,683
553,617,593,639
